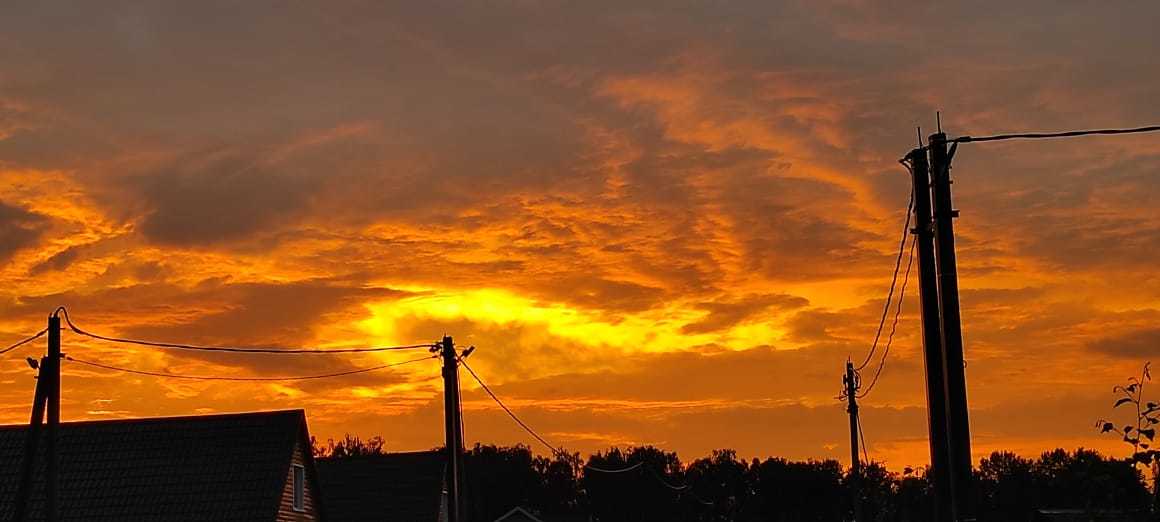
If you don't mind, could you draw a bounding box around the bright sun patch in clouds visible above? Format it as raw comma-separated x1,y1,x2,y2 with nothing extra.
362,287,733,353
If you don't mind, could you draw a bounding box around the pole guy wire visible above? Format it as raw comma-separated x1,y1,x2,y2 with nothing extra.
65,353,438,381
858,415,870,464
58,307,435,354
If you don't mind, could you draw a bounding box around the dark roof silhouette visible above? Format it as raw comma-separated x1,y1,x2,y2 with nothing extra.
315,450,445,522
0,409,313,521
495,506,544,522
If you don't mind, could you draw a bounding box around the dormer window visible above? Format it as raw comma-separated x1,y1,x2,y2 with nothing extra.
292,464,305,511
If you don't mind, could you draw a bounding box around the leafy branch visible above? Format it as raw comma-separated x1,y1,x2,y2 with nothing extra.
1096,362,1159,467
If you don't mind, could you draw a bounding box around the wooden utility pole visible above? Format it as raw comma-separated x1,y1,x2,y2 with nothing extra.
14,313,61,522
908,147,954,521
844,361,863,522
441,335,464,522
928,132,973,520
46,313,60,522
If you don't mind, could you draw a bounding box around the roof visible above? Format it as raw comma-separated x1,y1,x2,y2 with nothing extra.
0,409,311,521
495,506,544,522
315,450,445,522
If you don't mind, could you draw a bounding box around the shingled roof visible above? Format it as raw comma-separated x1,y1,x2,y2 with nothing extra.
0,409,314,521
315,450,445,522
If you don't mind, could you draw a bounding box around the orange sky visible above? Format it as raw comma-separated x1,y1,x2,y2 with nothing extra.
2,1,1160,470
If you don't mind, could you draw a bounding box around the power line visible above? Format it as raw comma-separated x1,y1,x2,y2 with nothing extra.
459,358,561,455
858,236,916,399
459,358,699,491
0,328,48,355
65,353,437,381
584,461,644,474
955,124,1160,144
856,188,915,372
59,308,435,354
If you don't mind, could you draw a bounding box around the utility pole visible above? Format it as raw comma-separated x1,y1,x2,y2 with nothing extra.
844,361,863,522
14,312,61,522
441,335,464,522
46,313,60,522
908,147,954,521
928,132,974,520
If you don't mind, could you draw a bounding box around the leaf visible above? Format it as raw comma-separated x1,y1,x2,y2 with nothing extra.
1102,422,1116,433
1128,384,1139,393
1116,398,1134,408
1147,402,1157,410
1140,428,1155,441
1125,426,1135,433
1143,443,1151,449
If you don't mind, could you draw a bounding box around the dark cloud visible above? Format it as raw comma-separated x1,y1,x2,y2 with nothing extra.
1089,328,1160,359
682,293,809,334
0,202,48,263
29,244,82,274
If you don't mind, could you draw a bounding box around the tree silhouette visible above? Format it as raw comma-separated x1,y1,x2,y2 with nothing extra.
311,433,386,458
685,450,749,521
306,438,1154,520
582,445,718,521
977,451,1037,520
747,457,845,521
462,444,546,521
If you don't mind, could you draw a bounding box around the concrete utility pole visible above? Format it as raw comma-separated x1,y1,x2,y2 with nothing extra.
441,335,464,522
844,361,863,522
907,147,954,521
928,132,974,520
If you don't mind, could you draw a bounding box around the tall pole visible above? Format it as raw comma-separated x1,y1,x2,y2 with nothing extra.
441,335,463,522
844,361,863,522
908,147,954,521
928,133,974,520
46,313,60,522
14,356,48,522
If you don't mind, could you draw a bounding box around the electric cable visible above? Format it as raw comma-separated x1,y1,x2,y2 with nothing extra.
955,125,1160,143
856,189,914,372
858,235,916,399
58,308,435,354
460,358,562,455
65,353,437,381
0,328,48,355
457,357,700,498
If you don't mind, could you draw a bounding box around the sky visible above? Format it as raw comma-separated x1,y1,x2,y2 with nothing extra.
1,1,1160,470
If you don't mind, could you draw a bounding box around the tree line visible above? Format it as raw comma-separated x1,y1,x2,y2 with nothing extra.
315,436,1154,521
